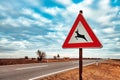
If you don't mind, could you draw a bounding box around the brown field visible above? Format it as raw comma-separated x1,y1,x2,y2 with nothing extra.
0,58,78,66
0,58,39,65
40,59,120,80
0,58,100,66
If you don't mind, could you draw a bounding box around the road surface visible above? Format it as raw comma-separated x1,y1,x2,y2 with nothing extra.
0,60,101,80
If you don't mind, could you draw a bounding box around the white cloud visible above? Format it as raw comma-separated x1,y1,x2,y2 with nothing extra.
0,8,52,28
57,0,120,59
0,0,120,59
114,37,119,41
22,8,33,15
18,17,33,27
55,0,72,6
117,10,120,17
45,31,66,41
0,50,38,58
116,42,120,47
49,23,69,32
45,32,57,38
98,0,110,10
59,1,97,24
33,35,44,39
0,5,5,10
102,33,120,39
25,0,40,7
0,38,9,44
1,17,19,27
22,8,51,23
103,27,115,33
93,29,99,34
0,17,35,27
0,16,33,27
0,38,31,50
112,21,120,25
60,0,95,18
82,0,94,5
97,14,115,26
11,40,31,49
43,7,62,16
60,0,119,27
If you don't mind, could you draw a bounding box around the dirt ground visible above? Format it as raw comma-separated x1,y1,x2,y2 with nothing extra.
0,58,39,65
0,58,76,66
40,60,120,80
0,58,98,66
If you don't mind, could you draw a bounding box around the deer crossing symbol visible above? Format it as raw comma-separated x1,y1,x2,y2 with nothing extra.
75,29,88,41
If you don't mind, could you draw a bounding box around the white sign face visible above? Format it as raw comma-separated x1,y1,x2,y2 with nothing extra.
69,22,93,43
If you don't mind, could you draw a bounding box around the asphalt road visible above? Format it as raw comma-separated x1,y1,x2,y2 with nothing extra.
0,60,100,80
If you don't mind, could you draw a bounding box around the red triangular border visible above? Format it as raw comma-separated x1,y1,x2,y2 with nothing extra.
62,13,102,48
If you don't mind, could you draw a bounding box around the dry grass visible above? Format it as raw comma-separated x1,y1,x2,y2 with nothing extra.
40,60,120,80
0,58,73,66
0,58,38,65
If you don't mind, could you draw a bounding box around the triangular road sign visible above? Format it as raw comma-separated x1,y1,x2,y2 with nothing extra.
62,13,102,48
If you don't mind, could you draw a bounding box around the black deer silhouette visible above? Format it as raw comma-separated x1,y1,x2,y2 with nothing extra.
75,29,88,41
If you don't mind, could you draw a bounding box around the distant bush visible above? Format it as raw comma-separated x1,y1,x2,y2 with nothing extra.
25,56,28,59
57,54,60,59
36,50,46,62
31,58,36,60
63,57,70,60
53,56,57,60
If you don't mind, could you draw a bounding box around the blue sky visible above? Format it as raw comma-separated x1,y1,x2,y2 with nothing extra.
0,0,120,59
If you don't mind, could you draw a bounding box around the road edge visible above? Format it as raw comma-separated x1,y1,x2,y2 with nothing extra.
29,62,96,80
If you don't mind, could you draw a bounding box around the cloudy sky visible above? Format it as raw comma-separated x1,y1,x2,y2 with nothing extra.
0,0,120,59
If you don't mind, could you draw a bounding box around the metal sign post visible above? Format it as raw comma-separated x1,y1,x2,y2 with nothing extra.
79,48,83,80
79,10,83,80
62,10,102,80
